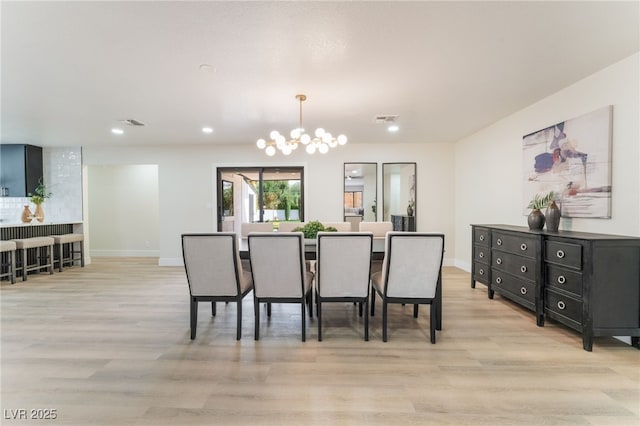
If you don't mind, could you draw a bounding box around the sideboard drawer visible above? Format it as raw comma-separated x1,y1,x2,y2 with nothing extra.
492,232,538,259
545,240,582,269
473,262,489,284
545,289,582,325
492,270,536,304
492,251,537,281
473,246,489,263
546,265,582,297
473,227,490,246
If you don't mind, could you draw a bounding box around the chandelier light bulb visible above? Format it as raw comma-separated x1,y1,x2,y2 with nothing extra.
255,94,346,156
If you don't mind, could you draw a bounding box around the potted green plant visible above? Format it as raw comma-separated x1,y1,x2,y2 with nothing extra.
527,191,554,231
28,179,52,223
292,220,337,239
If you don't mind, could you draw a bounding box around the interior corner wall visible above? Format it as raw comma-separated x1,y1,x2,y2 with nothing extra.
453,53,640,270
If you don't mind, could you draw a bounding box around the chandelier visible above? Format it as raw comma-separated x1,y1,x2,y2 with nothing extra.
256,94,347,156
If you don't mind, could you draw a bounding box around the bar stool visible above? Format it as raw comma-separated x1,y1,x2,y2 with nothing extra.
52,234,85,272
13,237,55,281
0,240,17,284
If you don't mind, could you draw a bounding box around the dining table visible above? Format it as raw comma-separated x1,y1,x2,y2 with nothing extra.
238,236,386,260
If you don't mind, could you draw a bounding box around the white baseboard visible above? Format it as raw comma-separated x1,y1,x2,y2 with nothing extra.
90,249,160,257
159,257,183,267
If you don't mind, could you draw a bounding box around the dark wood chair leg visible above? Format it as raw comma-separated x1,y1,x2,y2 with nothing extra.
430,302,436,344
364,299,369,341
382,301,388,342
413,304,419,318
190,298,198,340
370,290,376,316
358,302,363,317
317,299,322,342
254,297,260,341
212,302,216,316
301,300,306,342
236,298,242,341
267,302,272,317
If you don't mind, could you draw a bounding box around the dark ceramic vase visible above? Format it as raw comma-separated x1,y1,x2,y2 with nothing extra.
545,201,561,232
527,209,545,231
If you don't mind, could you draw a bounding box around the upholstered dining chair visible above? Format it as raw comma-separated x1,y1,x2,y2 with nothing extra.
248,232,313,341
358,221,393,274
240,222,273,237
277,222,306,232
181,233,253,340
358,221,393,237
315,232,373,341
370,232,445,343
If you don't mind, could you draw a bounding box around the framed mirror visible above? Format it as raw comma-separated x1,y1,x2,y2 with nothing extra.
382,162,416,229
344,163,377,230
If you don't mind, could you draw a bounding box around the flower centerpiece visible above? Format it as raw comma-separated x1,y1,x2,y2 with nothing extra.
28,179,52,223
527,191,554,230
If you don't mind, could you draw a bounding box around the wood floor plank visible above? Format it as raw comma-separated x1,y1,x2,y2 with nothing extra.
1,258,638,425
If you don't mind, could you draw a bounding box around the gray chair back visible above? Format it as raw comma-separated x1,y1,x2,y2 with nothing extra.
182,233,246,297
381,232,444,298
248,232,306,298
316,232,373,298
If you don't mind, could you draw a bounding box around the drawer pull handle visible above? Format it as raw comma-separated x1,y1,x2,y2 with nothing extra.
479,252,484,258
557,301,566,310
557,275,566,284
496,238,503,246
520,243,527,251
496,277,502,284
496,258,502,265
520,287,527,295
556,250,565,259
479,269,484,275
479,235,485,241
520,265,527,273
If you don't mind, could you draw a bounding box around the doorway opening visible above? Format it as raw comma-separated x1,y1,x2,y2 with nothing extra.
216,167,304,233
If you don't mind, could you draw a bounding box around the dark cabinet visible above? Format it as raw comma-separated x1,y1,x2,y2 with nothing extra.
0,144,43,197
471,224,640,351
391,214,415,231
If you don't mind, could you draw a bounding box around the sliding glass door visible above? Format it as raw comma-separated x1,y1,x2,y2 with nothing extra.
216,167,304,233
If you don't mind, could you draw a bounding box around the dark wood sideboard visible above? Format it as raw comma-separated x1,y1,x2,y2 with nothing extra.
471,224,640,351
391,214,416,231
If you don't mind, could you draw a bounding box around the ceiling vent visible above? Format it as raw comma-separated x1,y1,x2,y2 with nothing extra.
120,119,146,126
374,115,398,124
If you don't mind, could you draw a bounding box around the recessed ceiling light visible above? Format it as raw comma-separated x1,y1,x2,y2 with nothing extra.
202,127,214,134
111,128,124,135
388,125,399,132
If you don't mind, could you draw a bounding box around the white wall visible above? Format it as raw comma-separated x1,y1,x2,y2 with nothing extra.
86,164,159,257
82,142,455,265
454,53,640,270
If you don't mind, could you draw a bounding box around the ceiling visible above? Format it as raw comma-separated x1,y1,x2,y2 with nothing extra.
1,1,638,149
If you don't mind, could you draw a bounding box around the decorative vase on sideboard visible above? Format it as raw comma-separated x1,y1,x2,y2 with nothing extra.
34,204,45,223
527,209,545,230
21,205,33,223
545,201,561,232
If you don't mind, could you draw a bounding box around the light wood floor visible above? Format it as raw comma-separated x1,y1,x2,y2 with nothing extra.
1,258,638,426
